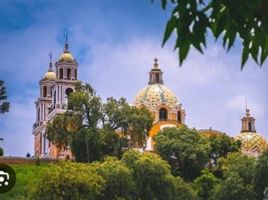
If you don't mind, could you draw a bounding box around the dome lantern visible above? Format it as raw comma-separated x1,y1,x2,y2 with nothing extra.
149,58,164,85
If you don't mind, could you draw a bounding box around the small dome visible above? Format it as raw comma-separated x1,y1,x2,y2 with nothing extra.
58,51,74,62
134,84,179,109
43,71,56,81
235,132,267,156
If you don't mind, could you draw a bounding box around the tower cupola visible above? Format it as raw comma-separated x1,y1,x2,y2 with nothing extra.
149,58,164,85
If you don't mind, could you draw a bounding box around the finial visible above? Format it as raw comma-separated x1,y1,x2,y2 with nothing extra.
64,33,69,51
48,51,53,71
154,58,158,68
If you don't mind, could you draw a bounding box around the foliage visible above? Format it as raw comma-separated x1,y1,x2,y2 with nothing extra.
209,153,256,200
0,80,10,114
101,128,127,158
102,97,153,146
0,146,3,156
155,0,268,68
46,112,82,148
30,161,105,200
194,169,219,200
96,157,136,200
46,82,153,162
154,126,211,181
71,128,103,163
68,82,102,128
253,150,268,200
122,150,197,200
205,133,241,166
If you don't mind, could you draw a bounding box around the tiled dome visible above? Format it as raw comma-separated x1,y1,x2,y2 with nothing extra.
235,132,267,156
134,83,179,109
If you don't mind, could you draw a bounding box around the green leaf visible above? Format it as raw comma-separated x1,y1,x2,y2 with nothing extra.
162,16,176,47
179,40,190,66
241,46,249,69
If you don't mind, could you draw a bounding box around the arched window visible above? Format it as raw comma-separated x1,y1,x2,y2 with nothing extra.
59,68,63,79
159,108,168,120
43,86,47,97
177,111,181,123
65,88,74,109
66,88,73,97
67,68,71,80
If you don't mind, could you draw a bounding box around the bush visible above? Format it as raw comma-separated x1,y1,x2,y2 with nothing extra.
30,161,105,200
0,147,3,156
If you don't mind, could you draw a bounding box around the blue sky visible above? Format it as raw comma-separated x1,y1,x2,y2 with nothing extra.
0,0,267,156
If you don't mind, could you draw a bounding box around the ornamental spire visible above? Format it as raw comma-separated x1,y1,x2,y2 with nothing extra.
149,58,164,85
64,33,69,51
48,51,53,72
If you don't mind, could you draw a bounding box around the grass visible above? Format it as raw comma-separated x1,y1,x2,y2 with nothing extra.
0,163,49,200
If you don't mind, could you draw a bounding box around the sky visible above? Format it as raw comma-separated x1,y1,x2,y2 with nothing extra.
0,0,267,156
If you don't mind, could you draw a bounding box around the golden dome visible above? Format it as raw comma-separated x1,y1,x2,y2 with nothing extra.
43,71,56,81
134,84,179,109
235,132,267,156
199,128,225,138
59,51,74,62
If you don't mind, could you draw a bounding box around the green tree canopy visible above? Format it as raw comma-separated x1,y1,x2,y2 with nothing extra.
0,80,10,114
122,150,197,200
45,82,153,162
154,126,211,181
30,161,106,200
155,0,268,68
253,150,268,200
204,133,241,166
209,153,256,200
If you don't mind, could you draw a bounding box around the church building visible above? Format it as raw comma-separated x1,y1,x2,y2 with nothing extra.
33,38,78,159
33,40,267,159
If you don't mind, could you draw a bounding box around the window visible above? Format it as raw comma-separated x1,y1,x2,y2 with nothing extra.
67,68,71,80
159,108,168,120
156,73,160,82
43,86,47,97
66,88,73,97
65,88,74,109
177,111,181,123
59,68,63,79
53,90,56,107
248,122,252,132
75,69,77,80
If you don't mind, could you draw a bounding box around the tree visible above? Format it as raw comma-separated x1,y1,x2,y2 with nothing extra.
204,133,241,166
71,128,103,163
102,97,153,147
155,0,268,68
122,150,197,200
30,161,106,200
194,169,219,200
154,126,211,181
46,112,82,149
96,157,136,200
68,82,102,129
253,150,268,200
0,80,10,114
209,153,256,200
